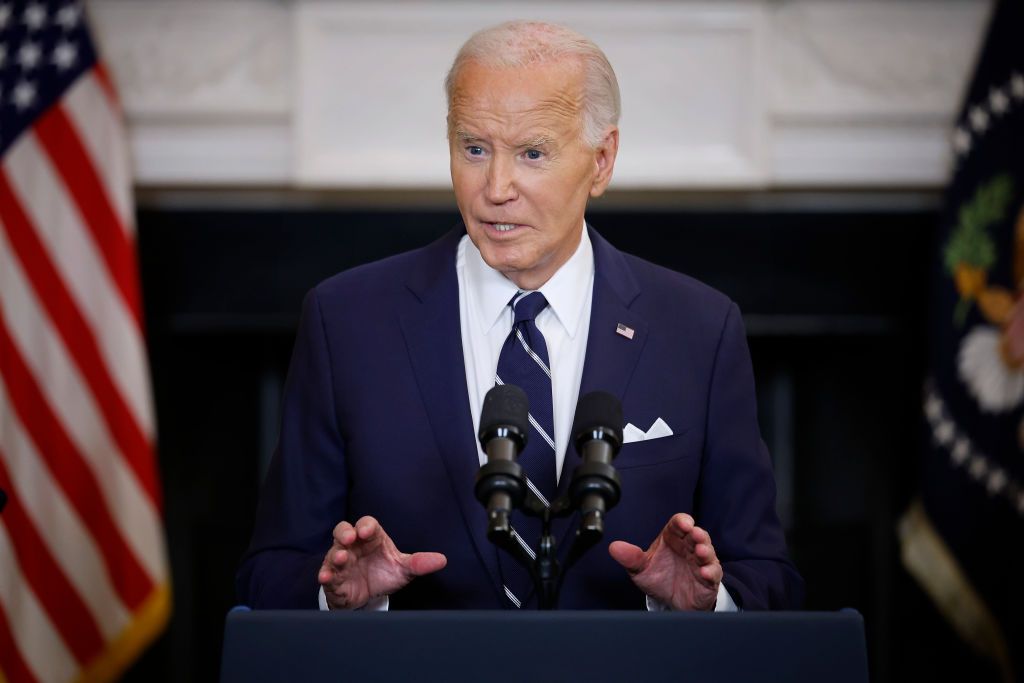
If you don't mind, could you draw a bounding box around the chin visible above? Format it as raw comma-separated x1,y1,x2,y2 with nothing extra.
480,249,522,274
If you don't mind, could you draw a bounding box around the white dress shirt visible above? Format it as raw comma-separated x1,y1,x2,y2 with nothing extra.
458,231,593,480
320,226,736,612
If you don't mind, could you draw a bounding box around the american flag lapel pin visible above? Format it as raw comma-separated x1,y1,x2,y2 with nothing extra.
616,323,635,340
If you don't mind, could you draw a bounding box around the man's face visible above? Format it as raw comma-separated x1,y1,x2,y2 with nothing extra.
448,59,618,290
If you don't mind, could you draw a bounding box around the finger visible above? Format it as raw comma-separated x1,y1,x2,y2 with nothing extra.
608,540,646,573
670,513,695,535
319,549,351,588
676,526,711,556
327,548,350,569
664,514,695,549
694,542,717,566
355,516,381,541
688,525,711,546
406,552,448,576
662,522,697,556
333,520,357,546
665,518,709,556
699,561,723,585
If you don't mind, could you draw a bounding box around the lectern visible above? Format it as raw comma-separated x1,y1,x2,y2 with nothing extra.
221,609,868,682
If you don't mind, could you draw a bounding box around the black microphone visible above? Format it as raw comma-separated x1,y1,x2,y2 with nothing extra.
569,391,624,535
0,487,7,514
474,385,530,535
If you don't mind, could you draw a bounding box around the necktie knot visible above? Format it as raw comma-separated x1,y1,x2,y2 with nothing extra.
510,291,548,325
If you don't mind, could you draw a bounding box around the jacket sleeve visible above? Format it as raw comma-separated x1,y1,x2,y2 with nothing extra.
698,302,805,610
236,288,348,608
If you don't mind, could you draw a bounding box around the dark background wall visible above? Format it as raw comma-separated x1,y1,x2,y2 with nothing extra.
119,202,993,682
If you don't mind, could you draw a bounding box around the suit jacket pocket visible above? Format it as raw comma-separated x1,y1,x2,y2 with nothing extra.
615,429,695,470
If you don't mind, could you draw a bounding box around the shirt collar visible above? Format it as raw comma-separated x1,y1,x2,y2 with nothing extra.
465,222,594,339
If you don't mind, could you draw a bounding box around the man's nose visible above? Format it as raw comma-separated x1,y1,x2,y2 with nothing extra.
485,155,518,204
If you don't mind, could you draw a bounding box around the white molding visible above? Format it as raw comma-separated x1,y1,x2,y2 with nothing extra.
130,122,292,186
294,2,770,188
771,121,952,187
85,0,992,189
88,0,291,120
768,1,986,121
88,0,293,185
766,0,990,187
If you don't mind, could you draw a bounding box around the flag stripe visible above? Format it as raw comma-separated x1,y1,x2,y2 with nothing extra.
0,456,106,665
0,525,78,683
0,602,39,683
0,314,154,610
0,377,132,640
32,103,142,327
0,169,161,508
4,133,154,440
92,61,121,113
63,72,134,231
1,7,169,679
0,225,166,585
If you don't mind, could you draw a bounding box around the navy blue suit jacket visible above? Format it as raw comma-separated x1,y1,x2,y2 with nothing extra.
237,226,804,610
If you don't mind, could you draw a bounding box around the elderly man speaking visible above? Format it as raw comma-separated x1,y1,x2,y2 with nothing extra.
237,21,803,612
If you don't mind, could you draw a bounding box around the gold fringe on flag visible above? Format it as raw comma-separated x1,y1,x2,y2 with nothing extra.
899,499,1013,683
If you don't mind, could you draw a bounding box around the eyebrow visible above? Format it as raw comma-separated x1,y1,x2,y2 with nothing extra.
516,135,555,149
454,128,482,143
453,128,554,149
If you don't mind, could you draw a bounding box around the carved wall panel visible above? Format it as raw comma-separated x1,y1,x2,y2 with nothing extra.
86,0,992,189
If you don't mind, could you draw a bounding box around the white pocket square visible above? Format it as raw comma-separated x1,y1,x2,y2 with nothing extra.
622,418,674,444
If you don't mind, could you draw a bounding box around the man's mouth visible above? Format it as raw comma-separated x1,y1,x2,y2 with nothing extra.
485,222,523,233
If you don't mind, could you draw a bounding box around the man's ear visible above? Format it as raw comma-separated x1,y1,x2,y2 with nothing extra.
590,127,619,198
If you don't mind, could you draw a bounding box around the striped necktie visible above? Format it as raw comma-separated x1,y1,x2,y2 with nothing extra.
494,291,556,607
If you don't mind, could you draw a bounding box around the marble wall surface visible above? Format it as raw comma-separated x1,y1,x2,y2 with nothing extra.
87,0,992,189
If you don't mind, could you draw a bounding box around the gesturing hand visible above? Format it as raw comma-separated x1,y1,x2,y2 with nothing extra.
317,515,447,610
608,513,722,611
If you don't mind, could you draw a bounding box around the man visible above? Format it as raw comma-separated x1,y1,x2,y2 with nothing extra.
237,21,803,612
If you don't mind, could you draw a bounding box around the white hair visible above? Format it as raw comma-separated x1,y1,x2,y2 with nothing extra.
444,20,621,148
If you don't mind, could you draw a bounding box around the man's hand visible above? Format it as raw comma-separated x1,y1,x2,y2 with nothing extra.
318,516,447,610
608,513,722,611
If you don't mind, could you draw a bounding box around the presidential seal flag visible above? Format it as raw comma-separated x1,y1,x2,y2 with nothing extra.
0,2,170,682
899,1,1024,681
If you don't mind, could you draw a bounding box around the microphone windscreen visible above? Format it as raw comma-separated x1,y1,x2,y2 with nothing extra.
479,384,530,441
571,391,624,445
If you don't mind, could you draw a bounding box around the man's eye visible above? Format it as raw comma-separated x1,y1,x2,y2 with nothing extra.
467,146,484,156
525,149,543,160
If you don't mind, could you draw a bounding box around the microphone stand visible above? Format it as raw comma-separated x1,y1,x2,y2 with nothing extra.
478,464,619,610
475,389,623,610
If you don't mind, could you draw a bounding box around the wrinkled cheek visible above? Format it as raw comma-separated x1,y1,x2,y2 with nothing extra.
451,166,485,198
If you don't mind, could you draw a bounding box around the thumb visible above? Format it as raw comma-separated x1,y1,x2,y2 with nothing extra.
406,552,448,577
608,541,646,573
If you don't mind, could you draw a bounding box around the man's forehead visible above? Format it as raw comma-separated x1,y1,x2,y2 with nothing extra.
448,109,576,147
447,61,585,135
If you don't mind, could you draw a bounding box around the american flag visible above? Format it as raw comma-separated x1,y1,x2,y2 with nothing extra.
0,2,170,682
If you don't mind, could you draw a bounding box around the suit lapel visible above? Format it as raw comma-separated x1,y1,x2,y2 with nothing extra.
553,226,649,559
398,228,504,602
